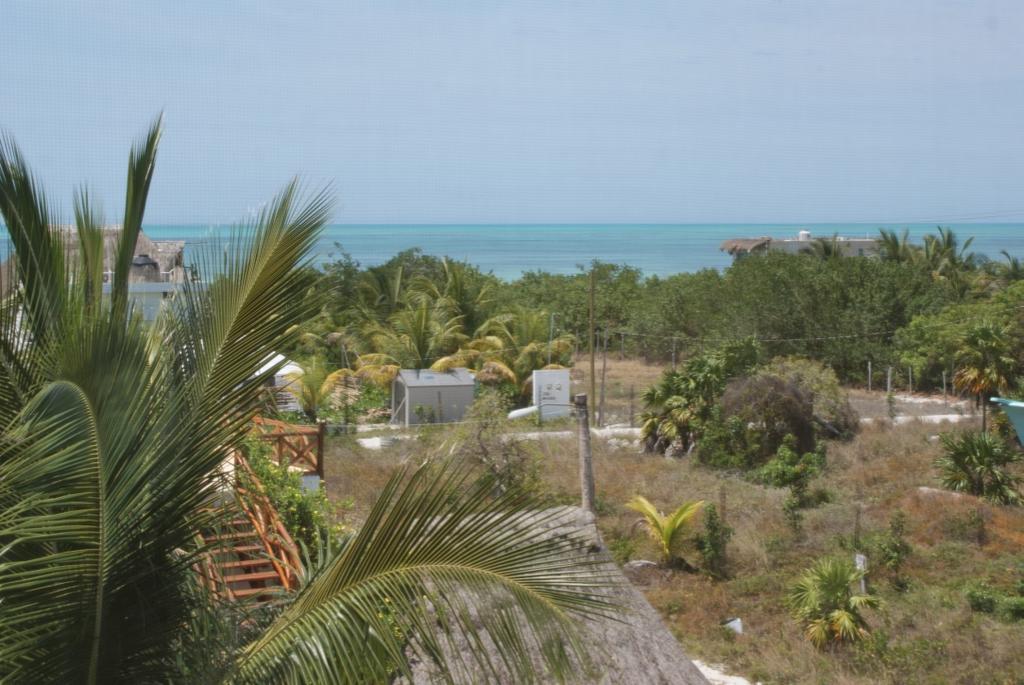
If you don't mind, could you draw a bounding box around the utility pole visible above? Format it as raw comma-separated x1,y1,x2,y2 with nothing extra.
588,269,597,425
574,394,595,513
547,312,557,366
599,330,608,427
886,366,893,394
908,366,913,394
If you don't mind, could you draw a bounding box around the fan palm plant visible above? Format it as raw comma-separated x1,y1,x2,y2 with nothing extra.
625,496,704,569
935,431,1023,505
787,557,879,649
0,121,612,683
953,322,1017,432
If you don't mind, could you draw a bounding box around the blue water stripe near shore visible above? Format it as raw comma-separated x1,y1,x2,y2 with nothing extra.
5,223,1024,280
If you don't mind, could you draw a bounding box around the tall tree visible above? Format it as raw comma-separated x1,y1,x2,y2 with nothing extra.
953,322,1017,432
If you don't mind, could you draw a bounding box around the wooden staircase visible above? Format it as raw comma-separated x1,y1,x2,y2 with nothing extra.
197,452,303,603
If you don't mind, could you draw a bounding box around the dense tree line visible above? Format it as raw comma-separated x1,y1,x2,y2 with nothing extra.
295,227,1024,389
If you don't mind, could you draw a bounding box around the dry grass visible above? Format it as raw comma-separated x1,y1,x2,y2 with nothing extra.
323,413,1024,684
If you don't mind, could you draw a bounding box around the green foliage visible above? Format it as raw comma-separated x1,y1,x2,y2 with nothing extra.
758,436,827,508
693,503,734,579
935,431,1023,505
626,495,704,568
788,557,880,649
244,441,347,556
0,124,611,683
874,511,913,589
964,579,1024,621
758,357,859,439
640,339,760,454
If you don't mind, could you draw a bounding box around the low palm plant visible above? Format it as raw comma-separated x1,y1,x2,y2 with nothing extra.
788,557,879,649
935,431,1023,505
284,357,353,422
625,496,704,569
0,121,612,683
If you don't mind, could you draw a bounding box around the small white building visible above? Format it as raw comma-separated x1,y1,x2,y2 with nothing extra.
391,368,476,426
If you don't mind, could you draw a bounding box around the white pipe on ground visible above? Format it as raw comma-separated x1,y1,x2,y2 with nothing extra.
508,405,539,420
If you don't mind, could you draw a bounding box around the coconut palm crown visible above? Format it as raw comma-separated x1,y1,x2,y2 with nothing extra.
0,120,611,683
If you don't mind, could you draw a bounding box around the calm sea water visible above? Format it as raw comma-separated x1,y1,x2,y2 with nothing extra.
7,224,1024,281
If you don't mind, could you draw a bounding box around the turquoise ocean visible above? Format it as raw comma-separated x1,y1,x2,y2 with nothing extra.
6,224,1024,281
140,223,1024,280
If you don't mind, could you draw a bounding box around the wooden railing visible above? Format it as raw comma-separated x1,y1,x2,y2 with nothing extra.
232,451,303,592
251,416,325,480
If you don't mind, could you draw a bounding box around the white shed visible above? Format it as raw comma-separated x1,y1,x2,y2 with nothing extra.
392,368,476,426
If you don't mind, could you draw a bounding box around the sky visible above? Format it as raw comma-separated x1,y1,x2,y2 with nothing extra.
2,1,1023,225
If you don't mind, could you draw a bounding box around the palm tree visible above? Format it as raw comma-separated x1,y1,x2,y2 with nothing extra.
804,234,843,260
0,122,610,682
953,322,1017,432
410,257,495,335
356,300,467,385
923,226,976,278
935,431,1023,505
625,496,704,569
877,228,916,263
788,557,879,649
1000,250,1024,282
284,358,353,422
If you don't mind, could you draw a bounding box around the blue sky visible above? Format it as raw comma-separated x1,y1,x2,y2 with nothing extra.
2,1,1022,224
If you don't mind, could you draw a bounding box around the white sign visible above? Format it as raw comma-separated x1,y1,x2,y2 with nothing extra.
532,369,571,420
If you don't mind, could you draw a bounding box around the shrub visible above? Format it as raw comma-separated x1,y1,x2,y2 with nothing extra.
760,357,859,439
875,511,913,589
788,557,880,649
719,374,817,462
693,503,734,579
626,495,704,569
244,440,346,557
758,435,827,507
935,431,1023,505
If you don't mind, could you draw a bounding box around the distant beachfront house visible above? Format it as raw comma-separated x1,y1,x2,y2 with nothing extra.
721,229,880,260
391,368,476,426
1,226,189,321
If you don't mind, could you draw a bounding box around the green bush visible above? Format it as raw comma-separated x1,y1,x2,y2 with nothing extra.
759,357,859,439
758,436,827,506
965,582,999,613
875,511,913,589
693,503,734,579
243,440,346,558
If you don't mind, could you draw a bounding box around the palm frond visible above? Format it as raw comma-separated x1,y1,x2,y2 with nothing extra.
233,460,616,684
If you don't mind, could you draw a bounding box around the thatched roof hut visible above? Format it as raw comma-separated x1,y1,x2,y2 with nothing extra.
407,507,709,685
0,226,186,297
719,237,771,257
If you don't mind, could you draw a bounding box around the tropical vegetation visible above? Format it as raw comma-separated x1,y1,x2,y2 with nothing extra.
787,557,879,649
0,123,611,683
625,495,704,569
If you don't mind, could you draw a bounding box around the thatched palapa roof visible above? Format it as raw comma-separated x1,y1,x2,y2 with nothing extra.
407,507,709,685
720,237,771,256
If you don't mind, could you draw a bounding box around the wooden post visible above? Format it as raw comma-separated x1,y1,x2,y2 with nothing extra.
886,366,892,394
908,366,913,394
589,269,596,425
599,330,608,427
316,420,326,481
942,370,948,405
671,338,677,371
575,394,595,513
867,360,872,392
620,332,625,360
